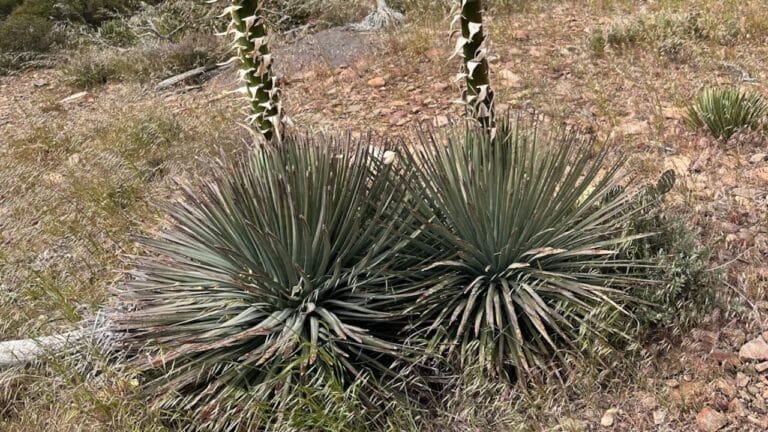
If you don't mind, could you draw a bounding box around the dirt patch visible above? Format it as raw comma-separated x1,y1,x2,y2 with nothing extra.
273,28,385,76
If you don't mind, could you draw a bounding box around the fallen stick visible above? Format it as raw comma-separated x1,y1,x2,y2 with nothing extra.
0,330,88,369
154,65,223,91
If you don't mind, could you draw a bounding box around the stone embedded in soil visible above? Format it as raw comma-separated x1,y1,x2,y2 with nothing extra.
756,361,768,372
750,153,768,163
653,409,667,425
600,408,618,427
729,398,748,417
736,372,750,387
739,336,768,361
513,30,530,41
433,115,449,127
696,407,728,432
367,77,386,88
747,415,768,429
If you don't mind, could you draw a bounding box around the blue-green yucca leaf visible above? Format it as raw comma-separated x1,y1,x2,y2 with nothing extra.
687,87,768,142
403,116,656,381
112,134,423,430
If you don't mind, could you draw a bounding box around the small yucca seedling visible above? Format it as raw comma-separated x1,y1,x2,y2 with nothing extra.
402,116,654,382
112,136,421,430
687,87,768,141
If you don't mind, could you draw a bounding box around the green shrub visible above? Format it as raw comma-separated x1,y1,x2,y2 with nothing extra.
687,87,768,142
0,0,22,18
62,33,222,88
615,171,714,335
97,19,136,47
112,137,421,430
11,0,54,17
0,13,59,53
132,0,224,40
401,117,654,381
60,50,118,88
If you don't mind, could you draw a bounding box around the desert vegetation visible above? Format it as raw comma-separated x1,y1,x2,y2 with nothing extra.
1,0,767,431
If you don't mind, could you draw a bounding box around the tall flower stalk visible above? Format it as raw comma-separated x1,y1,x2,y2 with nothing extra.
225,0,283,142
452,0,495,130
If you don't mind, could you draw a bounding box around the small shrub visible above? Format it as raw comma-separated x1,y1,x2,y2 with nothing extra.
627,212,713,334
60,51,119,88
97,19,136,47
587,29,607,56
687,88,768,142
132,0,224,40
590,170,714,340
10,0,54,17
112,136,421,430
658,37,687,63
402,117,654,381
62,33,222,88
0,0,22,18
0,14,59,54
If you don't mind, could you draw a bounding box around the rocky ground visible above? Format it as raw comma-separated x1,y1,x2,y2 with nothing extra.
2,1,768,430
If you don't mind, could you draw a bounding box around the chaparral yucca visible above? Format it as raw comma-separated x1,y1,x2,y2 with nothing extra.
403,116,653,382
112,135,422,430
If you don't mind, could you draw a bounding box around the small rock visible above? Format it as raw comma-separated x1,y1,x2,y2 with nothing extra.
696,407,728,432
715,378,737,398
382,151,396,165
43,172,64,186
653,409,667,425
338,68,357,81
729,398,748,417
347,104,363,113
737,372,750,387
618,119,648,136
434,115,449,127
747,415,768,429
662,106,685,120
750,153,768,163
600,408,618,427
732,188,760,199
755,394,767,410
513,30,529,41
67,153,81,167
740,337,768,361
665,379,680,388
33,79,48,87
756,361,768,372
390,111,408,126
292,70,316,81
59,91,87,104
558,418,586,431
498,69,523,88
367,77,386,88
431,82,449,91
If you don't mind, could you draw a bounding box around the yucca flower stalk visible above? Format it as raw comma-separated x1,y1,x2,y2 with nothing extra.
112,136,424,430
452,0,495,130
224,0,283,142
402,116,654,382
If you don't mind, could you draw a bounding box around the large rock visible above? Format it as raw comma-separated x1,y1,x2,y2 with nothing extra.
696,407,728,432
740,336,768,361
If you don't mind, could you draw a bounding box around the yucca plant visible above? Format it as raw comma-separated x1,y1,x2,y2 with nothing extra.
402,116,653,382
112,136,423,430
687,87,768,142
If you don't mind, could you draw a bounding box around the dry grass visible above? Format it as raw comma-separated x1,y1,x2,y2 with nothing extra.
1,0,768,430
